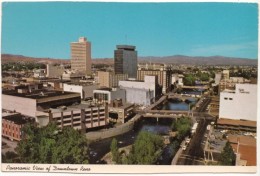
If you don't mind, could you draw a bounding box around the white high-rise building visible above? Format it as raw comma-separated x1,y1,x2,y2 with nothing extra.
219,84,257,121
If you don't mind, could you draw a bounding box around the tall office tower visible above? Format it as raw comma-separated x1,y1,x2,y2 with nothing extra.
114,45,137,78
71,37,92,75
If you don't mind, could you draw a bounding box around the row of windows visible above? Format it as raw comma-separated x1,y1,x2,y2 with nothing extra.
224,97,233,100
2,130,21,137
2,123,20,131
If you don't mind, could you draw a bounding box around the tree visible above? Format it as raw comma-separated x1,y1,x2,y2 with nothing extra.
219,142,236,166
183,74,196,86
16,123,89,164
110,138,121,164
125,131,164,164
171,116,192,141
2,151,20,163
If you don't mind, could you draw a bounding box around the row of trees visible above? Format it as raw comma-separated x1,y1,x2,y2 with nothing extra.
110,131,164,164
183,72,212,86
2,62,46,72
2,123,89,164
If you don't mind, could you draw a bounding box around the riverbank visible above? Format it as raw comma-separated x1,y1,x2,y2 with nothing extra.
86,114,142,142
101,145,132,164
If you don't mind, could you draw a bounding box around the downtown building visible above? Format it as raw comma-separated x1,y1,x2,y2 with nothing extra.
219,84,257,122
119,75,160,106
114,45,137,78
71,37,92,75
97,71,128,88
137,63,172,94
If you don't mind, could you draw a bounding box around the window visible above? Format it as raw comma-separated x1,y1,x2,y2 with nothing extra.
229,98,233,100
224,97,228,100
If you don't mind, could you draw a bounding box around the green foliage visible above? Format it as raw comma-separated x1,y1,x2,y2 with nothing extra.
124,131,164,165
2,62,46,71
110,138,121,164
2,151,20,163
171,117,192,141
198,72,210,81
219,142,236,166
183,74,196,86
16,123,89,164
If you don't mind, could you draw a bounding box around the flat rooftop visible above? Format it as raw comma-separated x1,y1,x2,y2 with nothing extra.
217,118,256,128
116,45,136,50
49,103,105,113
2,113,34,125
2,89,80,99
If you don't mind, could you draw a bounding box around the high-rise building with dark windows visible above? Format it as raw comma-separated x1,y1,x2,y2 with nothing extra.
71,37,91,75
114,45,137,78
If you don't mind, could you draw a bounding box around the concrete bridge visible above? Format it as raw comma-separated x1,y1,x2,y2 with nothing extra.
141,110,191,119
182,85,209,90
167,93,199,101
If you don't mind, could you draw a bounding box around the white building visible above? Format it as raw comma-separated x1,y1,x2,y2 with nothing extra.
172,74,184,87
122,87,154,106
119,75,157,97
219,84,257,121
119,75,157,105
33,69,46,78
63,83,98,99
214,73,222,85
93,88,126,105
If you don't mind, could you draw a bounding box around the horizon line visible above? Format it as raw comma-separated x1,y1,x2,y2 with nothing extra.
1,53,258,60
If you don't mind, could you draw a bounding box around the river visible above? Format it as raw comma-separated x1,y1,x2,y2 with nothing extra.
88,97,197,165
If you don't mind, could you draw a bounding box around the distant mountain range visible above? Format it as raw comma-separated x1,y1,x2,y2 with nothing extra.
139,55,258,65
1,54,257,66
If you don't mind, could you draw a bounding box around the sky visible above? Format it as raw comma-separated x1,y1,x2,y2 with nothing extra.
1,2,258,59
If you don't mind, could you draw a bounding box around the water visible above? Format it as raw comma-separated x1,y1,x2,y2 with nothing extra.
88,119,174,164
88,96,198,165
160,98,197,111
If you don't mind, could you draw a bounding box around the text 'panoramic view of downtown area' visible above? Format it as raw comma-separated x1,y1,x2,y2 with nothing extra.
1,1,258,173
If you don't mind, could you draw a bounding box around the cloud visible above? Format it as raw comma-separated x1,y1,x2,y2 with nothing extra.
189,41,258,57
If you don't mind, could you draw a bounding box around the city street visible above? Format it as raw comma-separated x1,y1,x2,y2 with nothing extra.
177,119,211,165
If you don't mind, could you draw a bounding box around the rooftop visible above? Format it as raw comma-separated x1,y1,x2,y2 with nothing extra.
2,113,34,125
217,118,256,128
116,45,136,50
227,134,256,147
228,135,256,166
2,89,80,99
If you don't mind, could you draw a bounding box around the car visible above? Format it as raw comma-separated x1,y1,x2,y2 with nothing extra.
182,145,187,151
185,138,191,144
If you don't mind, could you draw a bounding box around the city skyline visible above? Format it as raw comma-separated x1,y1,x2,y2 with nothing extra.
2,2,258,59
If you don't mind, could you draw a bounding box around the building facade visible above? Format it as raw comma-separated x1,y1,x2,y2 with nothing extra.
122,87,154,106
119,75,160,99
93,88,126,105
46,64,65,78
114,45,137,78
108,99,135,124
219,84,257,121
97,71,128,88
137,66,171,93
63,83,98,99
2,112,35,141
2,90,81,118
48,105,108,133
71,37,91,75
119,75,157,105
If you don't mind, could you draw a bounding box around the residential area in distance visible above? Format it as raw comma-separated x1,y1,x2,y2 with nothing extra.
1,36,258,166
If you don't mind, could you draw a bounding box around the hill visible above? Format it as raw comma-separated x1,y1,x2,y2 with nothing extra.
139,55,257,65
1,54,257,66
